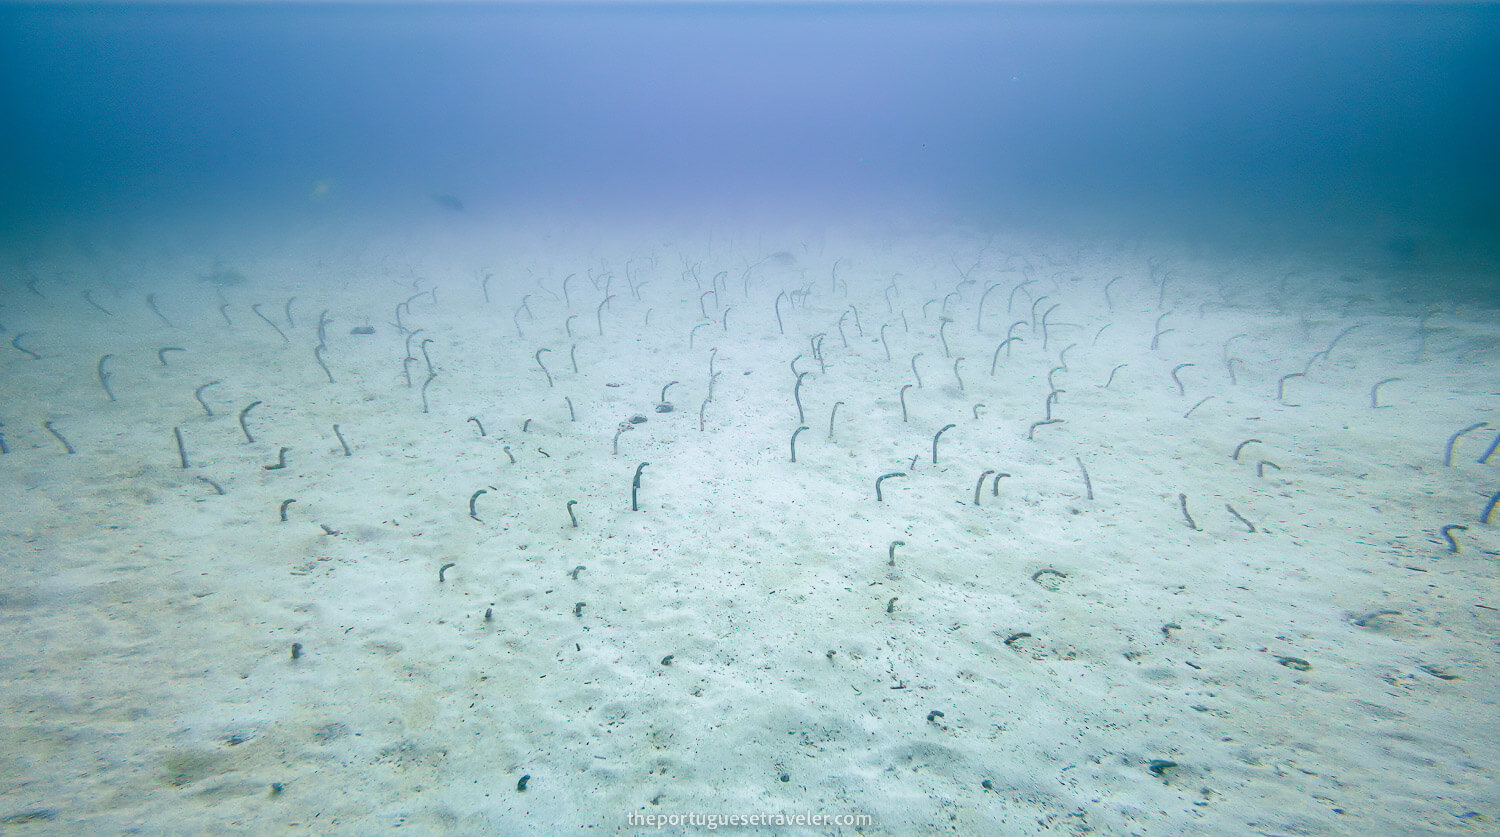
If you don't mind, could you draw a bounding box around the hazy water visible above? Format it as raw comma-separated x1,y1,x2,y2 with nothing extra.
2,2,1497,278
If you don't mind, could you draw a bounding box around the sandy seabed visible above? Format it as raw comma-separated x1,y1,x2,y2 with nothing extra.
0,216,1495,835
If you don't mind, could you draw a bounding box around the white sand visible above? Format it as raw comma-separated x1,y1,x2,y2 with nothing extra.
0,216,1495,835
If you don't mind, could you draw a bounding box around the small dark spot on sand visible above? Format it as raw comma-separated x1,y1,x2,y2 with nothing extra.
1147,760,1178,777
200,265,247,286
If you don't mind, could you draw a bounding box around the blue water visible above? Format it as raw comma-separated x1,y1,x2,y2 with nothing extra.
2,2,1497,270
